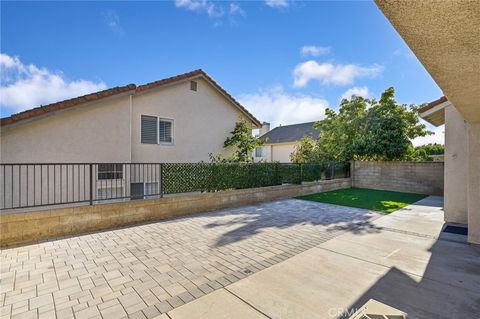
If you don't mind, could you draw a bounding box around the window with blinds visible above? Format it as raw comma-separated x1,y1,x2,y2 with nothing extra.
159,119,173,144
141,115,158,144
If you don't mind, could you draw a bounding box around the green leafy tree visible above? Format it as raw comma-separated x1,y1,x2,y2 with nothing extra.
223,118,265,163
291,87,432,162
406,143,445,161
290,136,319,164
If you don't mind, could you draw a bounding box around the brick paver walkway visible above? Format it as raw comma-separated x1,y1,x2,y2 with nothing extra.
0,199,381,319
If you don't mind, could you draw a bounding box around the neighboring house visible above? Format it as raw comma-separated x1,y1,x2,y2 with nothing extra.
0,69,261,203
254,121,320,163
378,0,480,246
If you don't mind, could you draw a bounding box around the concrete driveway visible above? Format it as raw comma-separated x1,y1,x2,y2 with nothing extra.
0,199,381,319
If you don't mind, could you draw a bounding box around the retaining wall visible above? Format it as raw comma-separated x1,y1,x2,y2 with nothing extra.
0,178,351,246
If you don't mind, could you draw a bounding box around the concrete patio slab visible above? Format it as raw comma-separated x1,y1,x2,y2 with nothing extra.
372,196,445,237
168,289,267,319
320,225,480,293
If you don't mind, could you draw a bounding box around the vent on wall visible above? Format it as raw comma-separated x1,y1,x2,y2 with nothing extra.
190,80,197,91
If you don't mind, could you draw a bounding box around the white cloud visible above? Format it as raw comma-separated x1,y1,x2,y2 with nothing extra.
239,85,328,128
104,10,124,34
340,86,372,100
229,3,245,16
293,60,383,87
174,0,224,18
0,53,107,114
265,0,289,8
412,121,445,146
300,46,330,57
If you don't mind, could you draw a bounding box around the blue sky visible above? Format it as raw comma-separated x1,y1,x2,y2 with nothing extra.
1,0,444,144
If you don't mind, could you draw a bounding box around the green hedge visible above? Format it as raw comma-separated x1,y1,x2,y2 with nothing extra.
162,162,350,194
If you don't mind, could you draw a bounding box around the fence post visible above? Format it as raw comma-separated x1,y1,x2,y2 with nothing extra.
89,164,93,205
299,164,303,184
160,163,164,198
332,163,335,180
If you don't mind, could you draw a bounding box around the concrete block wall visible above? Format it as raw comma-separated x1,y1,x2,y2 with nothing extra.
0,178,351,247
352,161,444,195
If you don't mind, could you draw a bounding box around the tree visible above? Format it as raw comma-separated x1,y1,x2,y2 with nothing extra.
290,136,319,164
223,118,265,163
407,143,445,161
291,87,432,162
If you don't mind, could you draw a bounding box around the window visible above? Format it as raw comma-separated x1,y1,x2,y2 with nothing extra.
130,182,159,200
145,182,159,196
141,115,158,144
190,80,197,91
159,119,173,144
255,147,263,157
141,115,174,145
98,164,123,180
97,187,124,200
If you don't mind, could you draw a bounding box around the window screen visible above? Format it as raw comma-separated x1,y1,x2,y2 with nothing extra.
141,115,158,144
159,120,173,143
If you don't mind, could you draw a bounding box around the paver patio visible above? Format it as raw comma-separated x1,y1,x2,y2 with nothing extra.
0,199,381,319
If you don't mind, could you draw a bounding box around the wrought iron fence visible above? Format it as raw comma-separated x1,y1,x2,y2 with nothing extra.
0,162,350,210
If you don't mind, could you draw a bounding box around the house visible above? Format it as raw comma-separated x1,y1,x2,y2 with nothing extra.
0,69,261,203
254,121,320,162
419,97,476,241
0,69,261,163
376,0,479,245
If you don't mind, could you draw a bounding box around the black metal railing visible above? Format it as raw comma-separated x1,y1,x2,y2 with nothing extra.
0,162,350,210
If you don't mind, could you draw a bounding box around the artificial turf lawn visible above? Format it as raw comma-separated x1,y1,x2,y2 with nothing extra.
296,187,427,213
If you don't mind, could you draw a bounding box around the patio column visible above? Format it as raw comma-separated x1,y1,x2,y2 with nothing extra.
467,122,480,245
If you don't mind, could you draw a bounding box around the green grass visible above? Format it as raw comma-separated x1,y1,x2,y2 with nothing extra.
296,187,427,213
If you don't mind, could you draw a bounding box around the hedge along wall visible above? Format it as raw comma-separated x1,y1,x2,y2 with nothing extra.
162,162,351,194
352,161,444,195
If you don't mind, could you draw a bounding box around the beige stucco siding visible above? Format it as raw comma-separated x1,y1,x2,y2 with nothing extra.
444,105,468,225
0,97,132,163
467,122,480,244
271,143,296,163
131,78,246,162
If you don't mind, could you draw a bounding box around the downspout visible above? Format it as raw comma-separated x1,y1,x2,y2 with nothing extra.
129,94,133,163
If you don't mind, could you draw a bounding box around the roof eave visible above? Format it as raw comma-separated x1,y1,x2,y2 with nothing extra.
419,99,450,127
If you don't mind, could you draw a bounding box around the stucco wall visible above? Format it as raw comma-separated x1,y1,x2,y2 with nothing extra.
467,122,480,244
352,161,444,195
131,78,247,163
0,96,132,163
271,143,296,163
444,105,468,224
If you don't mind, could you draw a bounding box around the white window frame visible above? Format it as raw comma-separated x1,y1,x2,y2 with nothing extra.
140,115,174,146
130,181,160,199
158,118,174,145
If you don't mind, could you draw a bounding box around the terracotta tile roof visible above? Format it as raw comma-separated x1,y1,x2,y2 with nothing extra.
1,84,136,127
418,96,448,114
1,69,261,128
